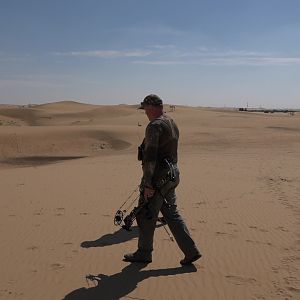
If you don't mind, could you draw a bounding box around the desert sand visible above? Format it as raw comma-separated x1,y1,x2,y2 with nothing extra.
0,101,299,299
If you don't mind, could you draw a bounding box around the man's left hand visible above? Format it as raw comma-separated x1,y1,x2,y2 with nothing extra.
144,186,155,201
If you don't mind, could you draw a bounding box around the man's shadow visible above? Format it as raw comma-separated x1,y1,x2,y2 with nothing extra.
64,263,197,300
81,223,165,248
81,226,139,248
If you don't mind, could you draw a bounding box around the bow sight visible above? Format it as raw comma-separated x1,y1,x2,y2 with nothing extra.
114,186,141,231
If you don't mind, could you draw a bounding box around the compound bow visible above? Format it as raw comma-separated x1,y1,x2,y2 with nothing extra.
114,186,141,231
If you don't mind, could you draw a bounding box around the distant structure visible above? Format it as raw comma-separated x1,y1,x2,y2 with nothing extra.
238,107,298,114
169,105,176,112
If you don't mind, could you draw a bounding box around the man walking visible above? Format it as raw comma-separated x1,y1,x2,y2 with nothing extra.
124,94,201,265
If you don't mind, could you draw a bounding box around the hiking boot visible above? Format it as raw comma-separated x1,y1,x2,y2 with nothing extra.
123,250,152,263
180,252,201,265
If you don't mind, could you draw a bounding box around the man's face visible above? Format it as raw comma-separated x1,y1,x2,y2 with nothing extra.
144,105,154,121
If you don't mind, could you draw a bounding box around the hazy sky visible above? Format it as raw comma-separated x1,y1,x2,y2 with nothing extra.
1,0,300,108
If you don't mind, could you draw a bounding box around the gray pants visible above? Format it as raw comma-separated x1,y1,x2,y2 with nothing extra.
136,170,199,257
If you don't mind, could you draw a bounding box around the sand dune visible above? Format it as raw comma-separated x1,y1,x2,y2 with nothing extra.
0,101,299,299
0,103,142,167
0,126,133,167
35,100,98,112
0,102,139,126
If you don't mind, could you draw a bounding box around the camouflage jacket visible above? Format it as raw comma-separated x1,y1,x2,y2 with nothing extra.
141,113,179,188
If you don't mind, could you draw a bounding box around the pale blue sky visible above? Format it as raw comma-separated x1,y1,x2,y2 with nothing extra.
1,0,300,108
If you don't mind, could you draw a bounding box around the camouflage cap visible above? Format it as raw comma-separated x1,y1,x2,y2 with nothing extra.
139,94,163,109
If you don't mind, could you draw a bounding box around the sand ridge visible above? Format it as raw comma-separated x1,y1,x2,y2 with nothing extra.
0,101,299,299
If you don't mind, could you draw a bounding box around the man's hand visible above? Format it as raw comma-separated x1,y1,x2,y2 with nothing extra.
144,186,155,201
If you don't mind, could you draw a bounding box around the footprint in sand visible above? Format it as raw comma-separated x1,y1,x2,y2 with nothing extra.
27,246,38,250
215,231,235,238
80,212,90,216
272,281,292,297
55,213,65,216
63,242,73,246
246,239,273,246
249,225,258,229
286,286,300,295
193,201,206,208
225,222,237,226
198,220,207,224
51,263,64,270
34,209,44,216
249,225,269,233
276,226,289,232
216,231,228,235
284,276,300,286
226,275,258,286
54,208,65,216
0,290,24,297
271,266,280,274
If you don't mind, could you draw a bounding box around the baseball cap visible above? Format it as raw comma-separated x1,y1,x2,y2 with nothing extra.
139,94,163,109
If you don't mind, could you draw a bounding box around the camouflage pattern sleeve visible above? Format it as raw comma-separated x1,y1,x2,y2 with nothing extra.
142,123,161,188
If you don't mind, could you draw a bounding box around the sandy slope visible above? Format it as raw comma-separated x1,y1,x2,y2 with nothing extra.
0,102,145,167
0,102,299,299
